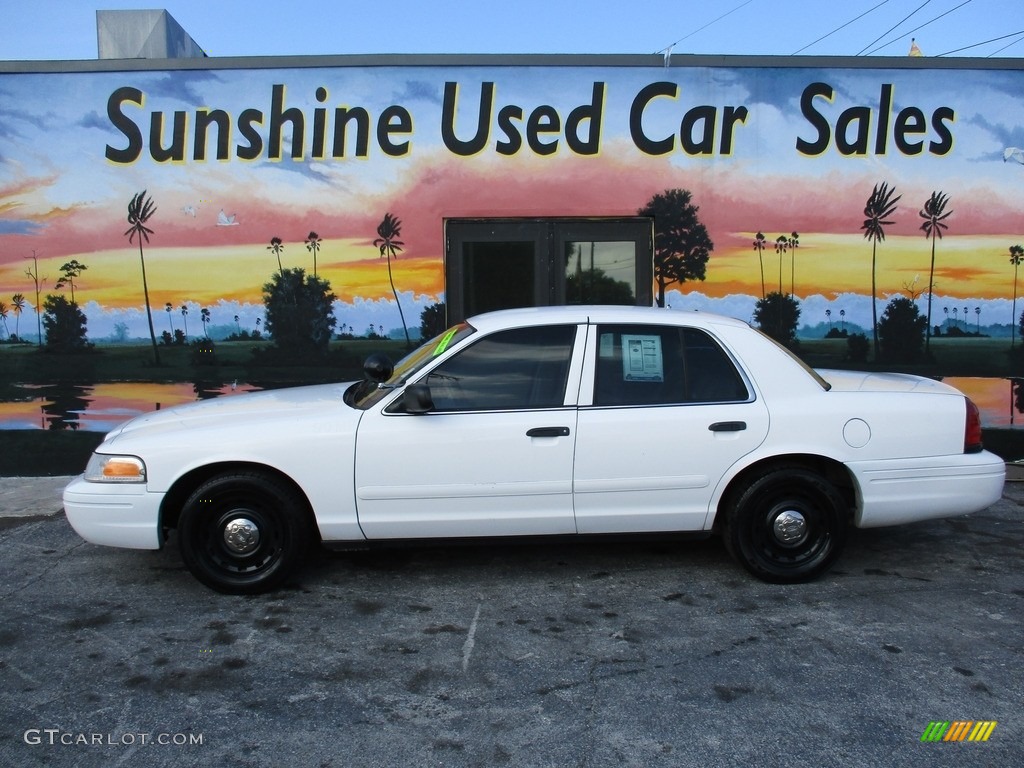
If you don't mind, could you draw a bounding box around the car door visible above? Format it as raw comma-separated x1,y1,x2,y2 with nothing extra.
354,324,586,539
573,322,770,534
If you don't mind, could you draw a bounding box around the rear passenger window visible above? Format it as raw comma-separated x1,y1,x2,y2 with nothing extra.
593,325,748,406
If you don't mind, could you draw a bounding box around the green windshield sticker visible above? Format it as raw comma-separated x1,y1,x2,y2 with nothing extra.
433,328,458,356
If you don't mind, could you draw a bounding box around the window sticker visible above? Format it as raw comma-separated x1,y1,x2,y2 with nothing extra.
599,333,615,358
432,328,458,356
621,335,663,382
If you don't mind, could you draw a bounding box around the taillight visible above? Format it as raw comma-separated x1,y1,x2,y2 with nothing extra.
964,398,983,453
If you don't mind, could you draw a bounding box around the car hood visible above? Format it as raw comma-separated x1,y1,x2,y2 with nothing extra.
816,369,963,395
103,382,359,444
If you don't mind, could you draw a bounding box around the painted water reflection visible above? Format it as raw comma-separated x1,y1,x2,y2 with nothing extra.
0,381,264,432
0,377,1020,432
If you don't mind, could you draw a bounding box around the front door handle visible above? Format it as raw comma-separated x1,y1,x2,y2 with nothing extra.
527,427,571,438
709,421,746,432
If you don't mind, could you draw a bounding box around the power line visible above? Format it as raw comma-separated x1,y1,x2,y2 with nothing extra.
657,0,756,55
792,0,892,55
863,0,972,55
987,34,1024,56
936,29,1024,56
856,0,934,55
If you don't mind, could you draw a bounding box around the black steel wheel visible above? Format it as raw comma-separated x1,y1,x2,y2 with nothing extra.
178,471,313,594
723,468,848,583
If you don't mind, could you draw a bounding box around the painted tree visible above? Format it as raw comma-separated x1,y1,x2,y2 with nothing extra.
919,190,952,355
774,235,787,293
637,189,713,307
754,291,801,347
787,232,800,296
180,305,190,339
262,268,337,355
268,236,284,273
11,293,27,340
0,302,8,339
752,231,766,298
201,307,211,338
54,259,88,304
24,251,44,348
861,182,901,358
1010,244,1024,347
373,212,411,347
164,302,175,334
124,191,161,365
304,231,321,276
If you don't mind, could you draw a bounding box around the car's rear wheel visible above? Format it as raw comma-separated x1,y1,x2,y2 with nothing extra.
178,471,312,594
723,467,848,583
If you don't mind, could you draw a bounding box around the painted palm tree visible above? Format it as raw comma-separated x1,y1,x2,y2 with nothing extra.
861,182,901,358
919,191,952,355
787,232,800,297
304,231,321,276
165,302,174,334
180,305,190,340
774,235,788,293
12,293,26,340
373,212,411,347
201,307,211,338
124,190,161,365
0,301,9,340
752,231,766,298
268,236,284,273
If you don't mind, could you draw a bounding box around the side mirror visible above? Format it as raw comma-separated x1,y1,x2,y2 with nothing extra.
363,353,394,383
403,383,434,414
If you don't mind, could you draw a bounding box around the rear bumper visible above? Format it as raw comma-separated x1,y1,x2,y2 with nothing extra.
848,450,1006,528
63,475,163,550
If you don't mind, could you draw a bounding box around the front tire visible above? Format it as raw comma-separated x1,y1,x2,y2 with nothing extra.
178,471,313,594
723,468,848,583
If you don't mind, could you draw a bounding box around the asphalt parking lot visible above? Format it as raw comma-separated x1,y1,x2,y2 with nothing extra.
0,474,1021,768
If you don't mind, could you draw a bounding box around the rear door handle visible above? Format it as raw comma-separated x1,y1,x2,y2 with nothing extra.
709,421,746,432
527,427,571,438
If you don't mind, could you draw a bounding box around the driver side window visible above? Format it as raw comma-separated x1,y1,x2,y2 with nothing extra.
422,325,577,411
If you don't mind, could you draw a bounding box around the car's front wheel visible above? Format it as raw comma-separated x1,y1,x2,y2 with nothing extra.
177,471,313,594
723,467,849,583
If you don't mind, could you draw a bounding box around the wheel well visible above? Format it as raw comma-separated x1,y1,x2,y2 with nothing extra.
713,455,857,532
160,462,320,541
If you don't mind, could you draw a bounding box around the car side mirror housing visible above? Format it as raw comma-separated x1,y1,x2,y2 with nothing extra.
363,353,394,383
403,383,434,414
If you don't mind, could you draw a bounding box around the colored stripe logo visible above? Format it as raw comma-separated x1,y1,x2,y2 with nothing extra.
921,721,997,742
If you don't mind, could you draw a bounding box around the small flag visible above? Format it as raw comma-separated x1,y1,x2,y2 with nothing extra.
909,38,924,57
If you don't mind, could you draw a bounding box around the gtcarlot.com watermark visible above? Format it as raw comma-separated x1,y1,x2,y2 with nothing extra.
24,729,203,747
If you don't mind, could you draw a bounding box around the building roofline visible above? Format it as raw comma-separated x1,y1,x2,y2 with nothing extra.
2,52,1022,74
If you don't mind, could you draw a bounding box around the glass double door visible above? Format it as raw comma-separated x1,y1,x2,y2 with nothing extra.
444,218,653,323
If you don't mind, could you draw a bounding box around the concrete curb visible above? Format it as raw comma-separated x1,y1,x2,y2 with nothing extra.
0,476,75,518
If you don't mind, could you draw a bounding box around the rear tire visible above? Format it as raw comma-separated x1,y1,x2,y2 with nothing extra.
178,471,313,594
723,468,848,583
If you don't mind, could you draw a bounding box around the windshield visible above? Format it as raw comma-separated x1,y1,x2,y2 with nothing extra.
345,323,477,409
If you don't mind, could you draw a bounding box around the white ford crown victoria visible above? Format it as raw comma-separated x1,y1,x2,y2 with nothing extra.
64,306,1006,593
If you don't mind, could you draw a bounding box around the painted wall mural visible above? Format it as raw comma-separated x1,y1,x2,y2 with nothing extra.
1,57,1023,437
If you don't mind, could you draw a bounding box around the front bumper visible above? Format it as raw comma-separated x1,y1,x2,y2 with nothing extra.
849,449,1006,528
63,475,164,550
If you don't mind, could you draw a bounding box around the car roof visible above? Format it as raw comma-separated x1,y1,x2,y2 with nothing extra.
465,305,751,333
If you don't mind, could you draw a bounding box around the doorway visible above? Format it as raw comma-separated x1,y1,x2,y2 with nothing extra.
444,218,653,324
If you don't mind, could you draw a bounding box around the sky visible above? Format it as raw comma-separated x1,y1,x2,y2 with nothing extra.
1,0,1022,61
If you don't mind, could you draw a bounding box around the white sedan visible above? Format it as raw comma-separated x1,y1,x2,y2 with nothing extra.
64,306,1006,593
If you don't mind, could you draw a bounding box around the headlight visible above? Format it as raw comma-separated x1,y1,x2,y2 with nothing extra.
84,454,147,483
